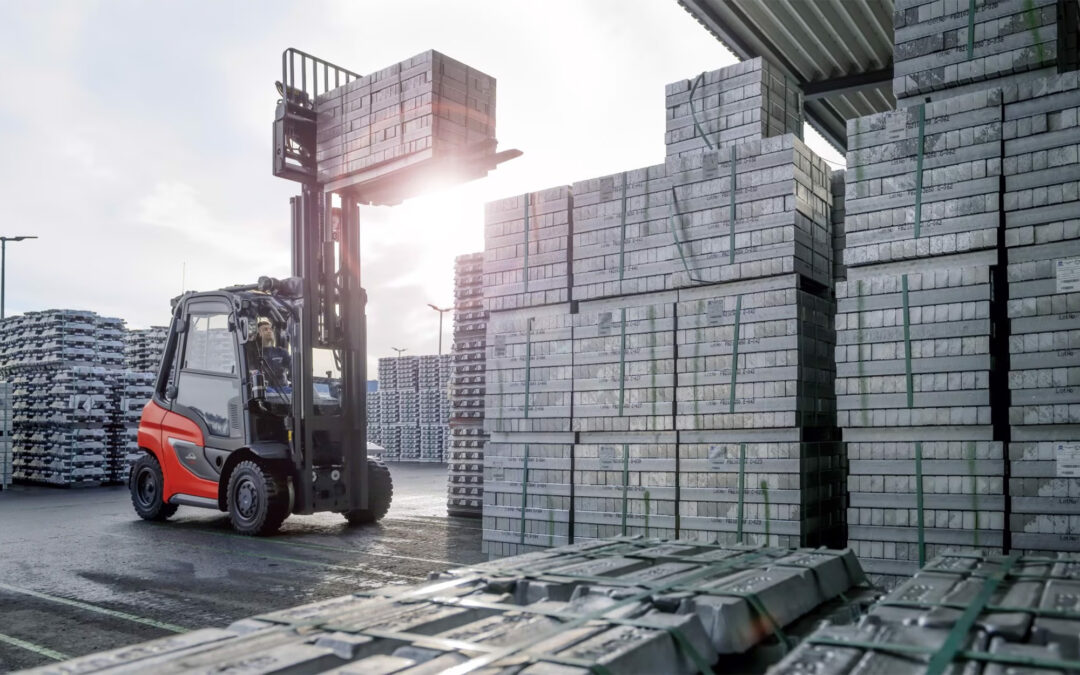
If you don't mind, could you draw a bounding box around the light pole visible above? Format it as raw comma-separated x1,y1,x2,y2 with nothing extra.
0,236,37,320
391,347,407,357
427,304,453,355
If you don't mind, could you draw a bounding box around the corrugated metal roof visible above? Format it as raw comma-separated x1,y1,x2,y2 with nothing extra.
678,0,896,151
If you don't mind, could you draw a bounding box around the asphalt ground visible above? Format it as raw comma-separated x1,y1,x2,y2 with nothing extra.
0,463,483,671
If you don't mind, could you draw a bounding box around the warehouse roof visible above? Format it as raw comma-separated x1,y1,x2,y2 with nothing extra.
678,0,896,151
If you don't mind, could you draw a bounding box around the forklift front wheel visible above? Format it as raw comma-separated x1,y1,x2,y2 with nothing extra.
227,460,291,535
343,457,393,525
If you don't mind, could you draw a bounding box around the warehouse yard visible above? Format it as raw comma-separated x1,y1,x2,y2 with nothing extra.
0,464,481,671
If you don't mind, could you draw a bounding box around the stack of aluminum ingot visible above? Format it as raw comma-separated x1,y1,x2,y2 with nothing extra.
417,354,450,462
666,57,802,159
1004,70,1080,554
313,50,496,187
106,370,155,483
37,538,867,675
123,326,168,372
893,0,1064,102
0,381,10,489
448,252,488,517
831,169,847,282
369,354,451,462
769,551,1080,675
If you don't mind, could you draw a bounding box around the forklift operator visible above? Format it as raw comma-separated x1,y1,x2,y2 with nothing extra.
256,319,291,387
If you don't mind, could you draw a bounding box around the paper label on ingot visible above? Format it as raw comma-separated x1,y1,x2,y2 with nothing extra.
1056,258,1080,294
598,312,614,336
1057,443,1080,477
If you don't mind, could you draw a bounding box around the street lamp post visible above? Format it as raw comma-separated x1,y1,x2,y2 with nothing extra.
427,303,453,355
0,236,38,320
391,347,407,357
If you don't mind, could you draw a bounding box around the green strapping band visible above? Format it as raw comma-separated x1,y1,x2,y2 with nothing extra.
643,490,651,538
688,72,713,150
762,480,771,544
901,275,914,409
856,280,869,425
522,192,531,295
914,105,925,239
729,294,743,414
967,0,976,58
618,172,628,284
523,318,533,419
621,444,630,536
729,145,737,264
915,440,926,567
926,553,1020,675
737,442,747,543
618,307,627,417
968,441,980,548
669,187,702,284
648,305,658,418
520,444,530,545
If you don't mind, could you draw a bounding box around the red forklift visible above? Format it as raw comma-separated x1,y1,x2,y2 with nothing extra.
128,49,516,534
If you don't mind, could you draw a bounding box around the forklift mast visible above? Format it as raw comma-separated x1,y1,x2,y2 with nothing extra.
273,50,367,515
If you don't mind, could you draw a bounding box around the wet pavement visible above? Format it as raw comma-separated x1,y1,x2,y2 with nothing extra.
0,463,482,671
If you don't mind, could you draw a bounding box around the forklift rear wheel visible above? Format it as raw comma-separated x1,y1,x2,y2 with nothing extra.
130,453,179,521
343,457,393,525
227,460,291,535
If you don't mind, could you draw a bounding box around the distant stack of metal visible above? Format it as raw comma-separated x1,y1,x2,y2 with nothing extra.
123,326,168,372
833,0,1080,586
0,311,127,487
447,252,488,518
43,537,868,675
483,58,844,559
0,381,10,490
106,370,155,483
369,354,450,462
769,551,1080,675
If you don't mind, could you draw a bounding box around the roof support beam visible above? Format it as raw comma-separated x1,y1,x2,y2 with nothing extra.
802,67,893,101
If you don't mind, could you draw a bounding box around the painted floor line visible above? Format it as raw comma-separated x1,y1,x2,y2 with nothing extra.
0,631,69,661
0,582,186,634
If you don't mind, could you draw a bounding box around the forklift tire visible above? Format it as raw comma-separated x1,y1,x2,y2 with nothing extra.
130,454,179,521
226,460,291,536
343,458,393,525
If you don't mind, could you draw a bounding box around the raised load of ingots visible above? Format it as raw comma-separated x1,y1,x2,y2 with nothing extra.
36,538,866,675
571,135,832,303
1004,71,1080,554
893,0,1067,102
313,50,497,189
448,252,488,517
665,57,803,159
769,552,1080,675
845,88,1003,269
483,186,573,312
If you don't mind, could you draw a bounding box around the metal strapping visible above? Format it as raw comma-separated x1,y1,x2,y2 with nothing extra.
901,275,914,409
967,0,977,58
729,294,743,413
914,105,925,239
618,171,628,285
621,444,630,536
915,440,926,567
688,72,713,151
669,187,702,284
618,308,627,417
522,192,531,295
520,444,530,545
762,480,771,544
926,554,1021,675
728,145,737,264
523,317,533,419
856,280,869,425
737,442,747,543
968,442,980,548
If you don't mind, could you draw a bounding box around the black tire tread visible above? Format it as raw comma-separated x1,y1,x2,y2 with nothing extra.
129,453,178,521
344,458,393,525
227,459,290,536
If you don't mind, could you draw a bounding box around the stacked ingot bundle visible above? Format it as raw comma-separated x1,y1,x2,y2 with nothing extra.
1004,71,1080,555
666,57,802,159
769,551,1080,675
368,354,450,462
447,252,488,517
313,50,497,190
417,354,450,462
38,538,867,675
831,169,847,282
893,0,1067,102
123,325,168,372
106,370,155,483
483,58,846,558
0,381,10,489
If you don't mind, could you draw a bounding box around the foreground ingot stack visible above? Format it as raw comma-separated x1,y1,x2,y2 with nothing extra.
769,551,1080,675
32,538,867,675
1004,70,1080,555
313,50,497,190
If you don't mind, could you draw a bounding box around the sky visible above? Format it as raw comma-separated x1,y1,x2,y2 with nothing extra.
0,0,844,374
